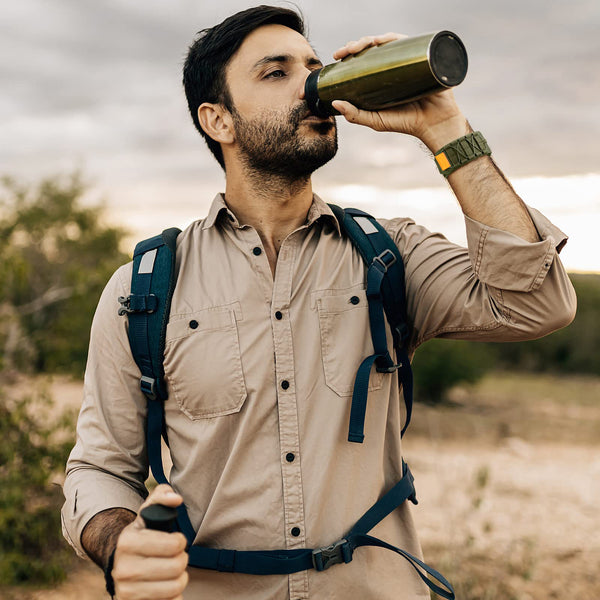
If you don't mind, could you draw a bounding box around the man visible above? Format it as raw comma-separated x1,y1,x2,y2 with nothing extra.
61,6,576,600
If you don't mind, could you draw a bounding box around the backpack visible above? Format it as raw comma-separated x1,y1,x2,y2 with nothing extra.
118,205,454,599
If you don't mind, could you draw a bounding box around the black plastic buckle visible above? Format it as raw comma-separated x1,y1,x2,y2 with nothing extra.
373,249,397,273
140,376,158,400
312,539,352,572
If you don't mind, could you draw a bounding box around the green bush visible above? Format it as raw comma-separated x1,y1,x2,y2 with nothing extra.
0,386,74,584
412,338,494,404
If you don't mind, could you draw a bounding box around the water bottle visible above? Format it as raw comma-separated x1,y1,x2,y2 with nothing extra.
304,31,468,117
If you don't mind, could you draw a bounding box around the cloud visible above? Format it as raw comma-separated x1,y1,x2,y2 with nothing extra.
1,0,598,207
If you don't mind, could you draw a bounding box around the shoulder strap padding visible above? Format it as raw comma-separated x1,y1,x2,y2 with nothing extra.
127,227,181,401
329,204,409,348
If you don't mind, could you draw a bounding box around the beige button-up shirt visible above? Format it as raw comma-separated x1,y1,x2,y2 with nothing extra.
62,194,576,599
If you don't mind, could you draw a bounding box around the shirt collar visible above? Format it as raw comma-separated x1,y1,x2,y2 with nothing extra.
202,193,342,235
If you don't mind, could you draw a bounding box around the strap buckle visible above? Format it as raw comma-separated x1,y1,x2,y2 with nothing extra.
312,539,352,571
372,249,397,273
140,375,158,400
376,361,402,374
375,352,402,374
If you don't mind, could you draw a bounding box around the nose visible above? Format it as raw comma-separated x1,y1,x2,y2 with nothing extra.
298,66,312,100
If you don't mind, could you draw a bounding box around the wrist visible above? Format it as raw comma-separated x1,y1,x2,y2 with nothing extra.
420,116,471,153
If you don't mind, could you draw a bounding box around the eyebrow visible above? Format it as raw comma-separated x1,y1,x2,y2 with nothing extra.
251,53,323,72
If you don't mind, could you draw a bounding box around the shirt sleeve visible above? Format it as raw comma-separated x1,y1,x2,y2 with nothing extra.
61,263,149,558
384,205,577,349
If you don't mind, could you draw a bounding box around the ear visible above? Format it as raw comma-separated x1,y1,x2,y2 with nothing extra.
197,102,235,145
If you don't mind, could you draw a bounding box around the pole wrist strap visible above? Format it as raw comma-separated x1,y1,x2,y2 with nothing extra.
434,131,491,177
104,547,117,599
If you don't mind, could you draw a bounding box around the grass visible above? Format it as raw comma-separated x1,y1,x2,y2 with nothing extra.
410,371,600,445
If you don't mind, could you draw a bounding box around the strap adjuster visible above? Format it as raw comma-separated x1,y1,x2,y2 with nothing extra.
312,539,352,571
140,375,158,400
118,294,158,316
375,352,402,374
372,249,397,273
376,361,402,374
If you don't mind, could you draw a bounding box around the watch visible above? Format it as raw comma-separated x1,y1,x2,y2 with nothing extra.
434,131,491,177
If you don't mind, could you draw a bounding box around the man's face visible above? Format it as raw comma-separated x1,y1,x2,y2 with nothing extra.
224,24,338,177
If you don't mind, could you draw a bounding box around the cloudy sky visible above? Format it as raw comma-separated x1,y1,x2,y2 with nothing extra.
2,0,598,270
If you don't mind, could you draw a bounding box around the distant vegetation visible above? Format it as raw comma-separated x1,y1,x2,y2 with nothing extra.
0,387,74,584
0,173,129,585
411,276,597,403
0,173,129,376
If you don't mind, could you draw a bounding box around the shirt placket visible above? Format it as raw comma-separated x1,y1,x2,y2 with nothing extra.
271,235,309,600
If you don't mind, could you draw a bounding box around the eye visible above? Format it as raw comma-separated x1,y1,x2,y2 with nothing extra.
264,69,286,79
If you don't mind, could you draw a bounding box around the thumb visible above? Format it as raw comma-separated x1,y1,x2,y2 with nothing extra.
134,484,183,529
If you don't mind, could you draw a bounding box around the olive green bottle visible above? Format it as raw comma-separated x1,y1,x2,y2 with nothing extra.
305,31,468,117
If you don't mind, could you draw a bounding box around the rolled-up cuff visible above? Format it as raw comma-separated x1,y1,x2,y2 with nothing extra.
61,469,146,558
465,206,568,292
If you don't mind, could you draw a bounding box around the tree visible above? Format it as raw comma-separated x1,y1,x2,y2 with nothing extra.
0,173,130,375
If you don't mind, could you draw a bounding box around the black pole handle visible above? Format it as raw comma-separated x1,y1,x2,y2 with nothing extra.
140,504,178,533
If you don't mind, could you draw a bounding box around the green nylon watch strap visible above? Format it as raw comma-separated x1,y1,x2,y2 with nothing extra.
434,131,491,177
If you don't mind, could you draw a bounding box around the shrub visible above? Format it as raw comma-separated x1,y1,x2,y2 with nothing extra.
412,338,494,404
0,385,74,584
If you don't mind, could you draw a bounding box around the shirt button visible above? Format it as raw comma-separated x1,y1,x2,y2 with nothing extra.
189,320,199,329
281,380,290,390
286,452,295,462
275,311,283,320
291,527,301,537
252,246,262,256
350,295,360,305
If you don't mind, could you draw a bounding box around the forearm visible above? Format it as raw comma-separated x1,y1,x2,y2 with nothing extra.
81,507,137,568
421,116,540,243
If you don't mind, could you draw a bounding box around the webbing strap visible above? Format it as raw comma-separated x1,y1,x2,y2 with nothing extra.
182,461,454,598
146,399,197,543
329,205,413,444
348,253,398,443
348,534,455,599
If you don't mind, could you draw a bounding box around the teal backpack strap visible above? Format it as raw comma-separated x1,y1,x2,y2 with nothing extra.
119,227,197,543
328,204,413,443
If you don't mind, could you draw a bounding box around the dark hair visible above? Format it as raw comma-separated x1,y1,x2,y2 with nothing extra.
183,5,306,170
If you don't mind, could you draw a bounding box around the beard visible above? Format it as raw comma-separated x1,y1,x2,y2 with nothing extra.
230,102,338,180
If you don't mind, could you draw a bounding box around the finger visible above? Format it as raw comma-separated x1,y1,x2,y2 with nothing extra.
115,570,189,600
119,526,188,557
332,100,390,132
113,552,189,582
333,35,376,60
373,32,406,44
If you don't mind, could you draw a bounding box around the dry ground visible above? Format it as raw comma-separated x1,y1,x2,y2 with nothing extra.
5,372,599,599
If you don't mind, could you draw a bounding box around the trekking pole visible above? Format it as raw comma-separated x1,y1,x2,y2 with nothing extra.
140,504,178,532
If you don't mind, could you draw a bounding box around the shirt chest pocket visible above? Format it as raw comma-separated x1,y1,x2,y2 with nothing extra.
163,302,247,420
316,289,384,397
